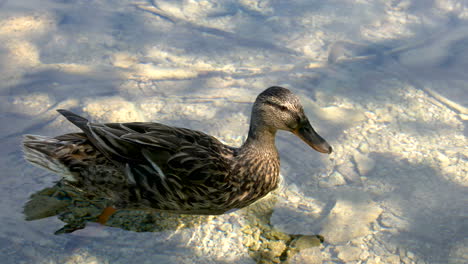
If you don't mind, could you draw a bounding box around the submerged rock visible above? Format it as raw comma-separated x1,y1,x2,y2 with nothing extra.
320,191,383,244
337,163,361,183
319,170,347,187
287,247,322,264
335,245,362,262
448,238,468,264
353,152,376,176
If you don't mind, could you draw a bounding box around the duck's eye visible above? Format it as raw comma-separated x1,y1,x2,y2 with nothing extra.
289,122,299,130
265,101,289,112
278,105,288,111
287,116,301,129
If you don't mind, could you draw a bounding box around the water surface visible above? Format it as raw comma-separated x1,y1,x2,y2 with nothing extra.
0,1,467,263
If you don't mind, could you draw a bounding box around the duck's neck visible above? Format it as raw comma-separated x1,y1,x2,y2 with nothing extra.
227,121,280,208
243,120,277,151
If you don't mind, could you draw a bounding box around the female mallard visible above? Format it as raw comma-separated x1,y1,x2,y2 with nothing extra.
23,86,331,223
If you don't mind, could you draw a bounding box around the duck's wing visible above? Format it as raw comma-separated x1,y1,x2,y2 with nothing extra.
57,110,232,189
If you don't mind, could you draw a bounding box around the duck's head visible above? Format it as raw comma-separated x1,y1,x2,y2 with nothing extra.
250,86,332,154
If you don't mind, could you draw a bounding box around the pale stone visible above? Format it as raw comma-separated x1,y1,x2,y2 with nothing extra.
319,170,346,188
289,247,322,264
386,255,401,264
360,250,370,260
335,245,362,262
293,236,323,250
112,52,138,69
448,238,468,264
4,40,40,67
379,211,409,229
436,152,451,167
267,240,287,255
399,247,406,258
0,14,54,37
51,63,95,74
337,163,361,182
353,152,376,176
11,93,54,115
83,97,145,122
401,256,412,264
218,223,231,232
328,171,347,186
375,108,393,123
359,142,370,153
130,64,198,80
320,191,383,244
319,106,366,124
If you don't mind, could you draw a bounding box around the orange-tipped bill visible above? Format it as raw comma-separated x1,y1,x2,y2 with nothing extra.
293,121,332,154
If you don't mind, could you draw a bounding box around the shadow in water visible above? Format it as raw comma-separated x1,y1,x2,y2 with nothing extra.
23,180,324,263
366,152,467,264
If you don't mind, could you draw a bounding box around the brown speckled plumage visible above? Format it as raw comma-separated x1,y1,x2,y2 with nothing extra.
23,86,332,215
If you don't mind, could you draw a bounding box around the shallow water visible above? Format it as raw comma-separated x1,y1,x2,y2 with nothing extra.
0,0,467,263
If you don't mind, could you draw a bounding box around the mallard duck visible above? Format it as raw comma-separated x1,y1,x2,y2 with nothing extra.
23,86,331,223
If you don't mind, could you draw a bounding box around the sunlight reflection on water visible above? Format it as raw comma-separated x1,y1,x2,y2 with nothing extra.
0,0,467,263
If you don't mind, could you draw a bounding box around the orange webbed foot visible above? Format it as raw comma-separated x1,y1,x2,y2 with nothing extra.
97,206,117,225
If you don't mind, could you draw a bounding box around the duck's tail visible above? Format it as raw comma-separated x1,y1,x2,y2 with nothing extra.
22,135,76,182
56,109,89,131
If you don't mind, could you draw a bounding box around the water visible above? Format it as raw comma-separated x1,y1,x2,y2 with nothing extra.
1,0,467,263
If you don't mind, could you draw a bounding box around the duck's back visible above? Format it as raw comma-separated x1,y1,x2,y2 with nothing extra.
23,111,237,214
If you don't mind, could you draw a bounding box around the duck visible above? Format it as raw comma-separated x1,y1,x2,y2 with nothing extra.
23,86,332,224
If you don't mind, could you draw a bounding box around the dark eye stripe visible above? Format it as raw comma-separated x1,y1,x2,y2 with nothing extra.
264,101,289,112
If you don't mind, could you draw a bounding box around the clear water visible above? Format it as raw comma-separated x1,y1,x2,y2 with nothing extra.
0,0,467,263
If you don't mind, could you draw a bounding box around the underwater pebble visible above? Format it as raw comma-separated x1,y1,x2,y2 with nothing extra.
399,247,406,258
436,152,451,166
218,223,231,232
360,250,370,260
375,108,393,123
319,171,346,187
328,170,347,186
288,247,322,264
385,255,401,264
292,236,323,250
83,97,145,122
267,240,286,255
353,152,376,176
401,256,412,264
379,211,408,229
319,106,366,124
320,191,383,244
111,52,138,69
337,163,361,182
335,245,362,262
448,238,468,264
243,236,254,247
359,142,370,153
366,256,383,264
242,227,253,235
11,93,54,115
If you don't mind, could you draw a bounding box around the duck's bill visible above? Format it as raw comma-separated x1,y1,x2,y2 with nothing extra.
294,121,332,154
